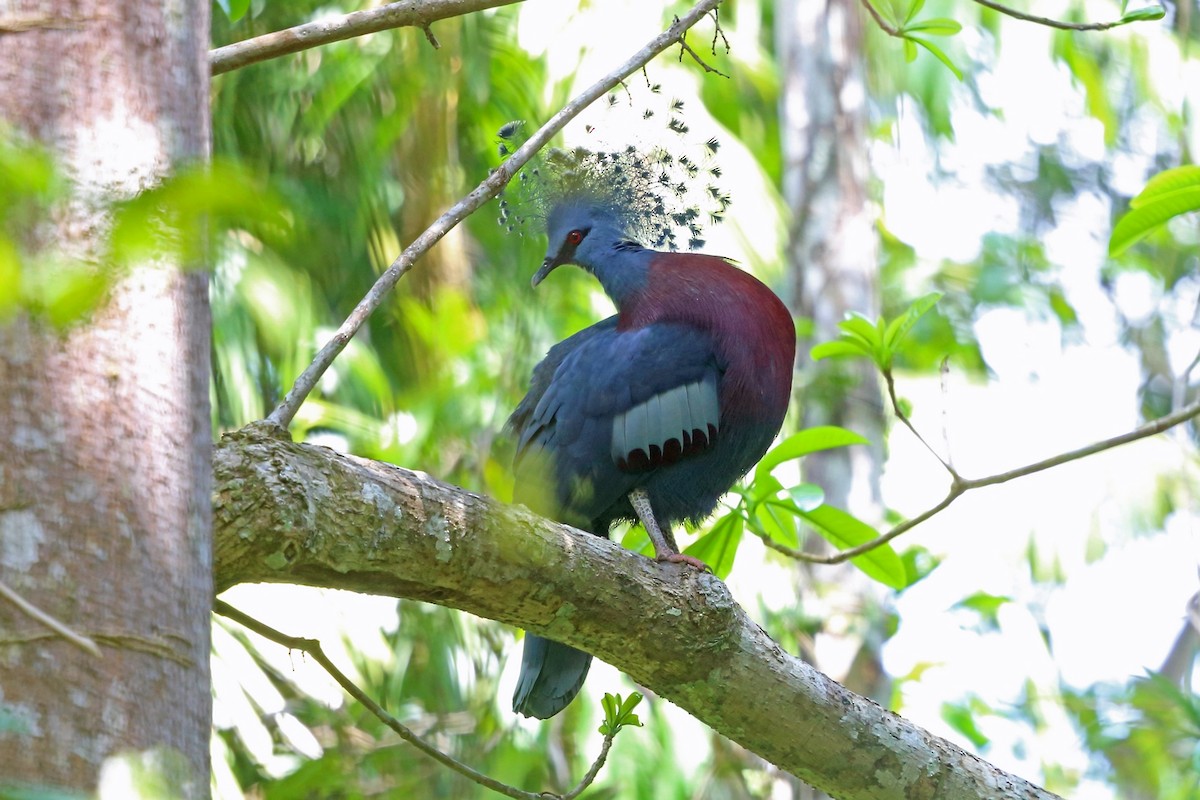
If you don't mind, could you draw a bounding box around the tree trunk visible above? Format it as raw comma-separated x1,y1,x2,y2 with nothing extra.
778,0,883,513
0,2,212,796
777,1,888,795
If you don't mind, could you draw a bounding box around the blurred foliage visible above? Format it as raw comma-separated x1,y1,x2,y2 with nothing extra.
1064,673,1200,799
0,132,109,327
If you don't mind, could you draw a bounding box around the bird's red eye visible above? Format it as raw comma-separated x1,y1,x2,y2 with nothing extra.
566,230,584,246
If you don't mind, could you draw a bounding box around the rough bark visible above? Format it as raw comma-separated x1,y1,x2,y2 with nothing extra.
0,1,212,795
213,423,1060,800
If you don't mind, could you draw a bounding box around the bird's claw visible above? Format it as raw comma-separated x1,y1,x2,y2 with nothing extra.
656,553,711,572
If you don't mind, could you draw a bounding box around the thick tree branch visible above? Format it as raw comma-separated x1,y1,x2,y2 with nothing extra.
209,0,522,75
265,0,725,430
213,422,1060,800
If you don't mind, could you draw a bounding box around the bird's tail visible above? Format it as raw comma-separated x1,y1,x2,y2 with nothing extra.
512,634,592,719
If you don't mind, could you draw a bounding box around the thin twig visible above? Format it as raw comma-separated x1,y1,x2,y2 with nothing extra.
885,369,957,477
210,0,521,75
215,600,616,800
266,0,725,430
677,32,730,77
423,24,441,48
0,578,102,657
775,396,1200,565
215,600,542,799
709,8,729,54
860,0,1145,37
864,0,1142,37
969,0,1133,31
859,0,899,36
562,735,614,800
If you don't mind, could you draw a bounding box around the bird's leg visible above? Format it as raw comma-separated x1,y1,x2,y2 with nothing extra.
628,488,709,571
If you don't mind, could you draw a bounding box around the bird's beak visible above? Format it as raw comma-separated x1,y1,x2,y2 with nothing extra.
531,256,558,287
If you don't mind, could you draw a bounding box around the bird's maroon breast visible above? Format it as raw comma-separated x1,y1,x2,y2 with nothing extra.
621,253,795,427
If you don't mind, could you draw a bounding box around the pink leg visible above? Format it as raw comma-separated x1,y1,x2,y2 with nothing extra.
628,488,710,572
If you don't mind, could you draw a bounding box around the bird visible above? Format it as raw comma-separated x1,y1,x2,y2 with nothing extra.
506,187,796,720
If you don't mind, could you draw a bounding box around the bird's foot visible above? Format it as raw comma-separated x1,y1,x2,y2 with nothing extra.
628,488,710,572
656,552,711,572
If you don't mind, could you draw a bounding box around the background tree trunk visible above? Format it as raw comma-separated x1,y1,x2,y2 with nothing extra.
779,0,882,518
777,1,888,796
0,1,212,795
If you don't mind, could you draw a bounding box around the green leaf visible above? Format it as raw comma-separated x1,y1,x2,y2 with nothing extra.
883,291,943,352
747,472,785,503
788,483,825,511
1119,4,1166,22
941,701,990,748
903,17,962,35
821,313,887,367
0,784,89,800
1129,165,1200,208
110,161,289,267
599,692,644,736
21,259,112,328
903,0,926,26
900,545,941,584
755,426,869,484
0,236,19,320
838,313,882,348
796,505,908,589
754,500,799,548
904,37,918,63
600,694,617,733
1109,187,1200,255
908,36,964,80
684,512,743,579
810,339,873,361
216,0,251,22
954,591,1012,632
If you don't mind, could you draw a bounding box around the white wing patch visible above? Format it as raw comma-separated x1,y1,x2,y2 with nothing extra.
611,376,720,471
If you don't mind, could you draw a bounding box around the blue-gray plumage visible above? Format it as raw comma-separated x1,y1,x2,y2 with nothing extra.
508,195,795,719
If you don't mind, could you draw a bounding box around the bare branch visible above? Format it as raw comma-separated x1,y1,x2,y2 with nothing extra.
561,735,614,800
885,369,957,477
779,396,1200,565
210,0,519,75
674,12,729,77
265,0,726,430
677,33,729,77
422,23,441,48
858,0,899,36
213,422,1062,800
709,8,730,54
860,0,1153,36
215,600,546,800
969,0,1139,31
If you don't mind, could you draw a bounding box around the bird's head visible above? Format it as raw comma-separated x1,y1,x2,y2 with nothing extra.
532,198,634,287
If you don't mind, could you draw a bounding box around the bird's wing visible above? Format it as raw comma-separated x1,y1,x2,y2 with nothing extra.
508,318,721,524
